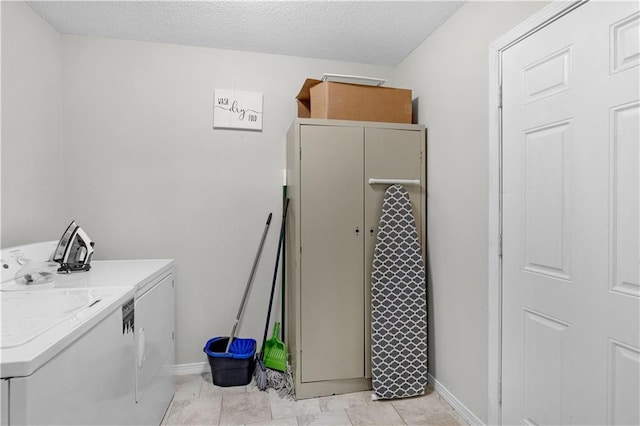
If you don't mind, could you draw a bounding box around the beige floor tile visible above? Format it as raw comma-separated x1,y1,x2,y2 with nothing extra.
219,392,273,425
201,373,249,398
269,390,321,420
165,395,222,425
448,410,468,426
247,379,261,393
174,374,204,401
202,372,251,386
391,392,449,412
298,409,353,426
406,410,465,426
319,391,394,412
176,374,202,386
391,391,465,426
247,416,299,426
345,404,405,426
169,376,467,426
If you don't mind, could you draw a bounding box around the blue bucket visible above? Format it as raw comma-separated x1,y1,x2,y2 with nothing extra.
203,337,256,386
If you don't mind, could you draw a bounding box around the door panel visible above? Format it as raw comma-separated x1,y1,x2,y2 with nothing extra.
521,309,571,426
610,12,640,74
522,120,572,281
608,339,640,425
610,102,639,297
502,2,640,425
299,125,364,382
363,127,423,377
523,46,572,103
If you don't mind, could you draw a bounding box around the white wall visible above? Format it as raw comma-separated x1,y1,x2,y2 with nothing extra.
60,34,395,365
1,1,65,247
395,1,548,422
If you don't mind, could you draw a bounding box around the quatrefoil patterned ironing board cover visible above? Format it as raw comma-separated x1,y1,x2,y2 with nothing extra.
371,184,428,399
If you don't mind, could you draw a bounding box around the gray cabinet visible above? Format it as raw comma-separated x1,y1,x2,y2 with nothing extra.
286,119,426,399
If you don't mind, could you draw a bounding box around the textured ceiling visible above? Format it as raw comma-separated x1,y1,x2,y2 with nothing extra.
27,1,464,66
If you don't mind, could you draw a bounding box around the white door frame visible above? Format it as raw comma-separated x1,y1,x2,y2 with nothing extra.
487,1,588,424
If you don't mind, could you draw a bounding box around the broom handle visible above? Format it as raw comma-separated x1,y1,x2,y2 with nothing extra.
226,212,272,353
281,187,287,341
260,199,289,358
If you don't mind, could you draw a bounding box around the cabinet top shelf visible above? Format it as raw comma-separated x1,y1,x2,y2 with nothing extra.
292,118,425,131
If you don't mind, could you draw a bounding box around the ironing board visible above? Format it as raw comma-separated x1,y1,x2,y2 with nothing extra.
370,184,427,399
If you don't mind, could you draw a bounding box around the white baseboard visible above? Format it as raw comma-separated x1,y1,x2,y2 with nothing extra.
428,373,485,426
172,362,209,376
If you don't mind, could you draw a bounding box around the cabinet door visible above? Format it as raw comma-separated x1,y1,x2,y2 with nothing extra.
364,127,423,251
134,273,174,404
364,127,423,376
300,125,365,382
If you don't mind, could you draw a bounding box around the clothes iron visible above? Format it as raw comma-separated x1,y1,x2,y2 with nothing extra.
52,221,95,273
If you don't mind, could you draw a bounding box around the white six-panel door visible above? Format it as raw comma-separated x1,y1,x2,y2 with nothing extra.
501,1,639,424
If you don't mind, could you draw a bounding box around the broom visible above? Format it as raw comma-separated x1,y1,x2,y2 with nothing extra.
255,199,289,390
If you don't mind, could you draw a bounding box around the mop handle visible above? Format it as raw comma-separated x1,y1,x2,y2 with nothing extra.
226,212,272,353
260,199,289,358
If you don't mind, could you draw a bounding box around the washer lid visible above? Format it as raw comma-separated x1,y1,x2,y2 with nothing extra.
0,286,134,378
2,289,103,349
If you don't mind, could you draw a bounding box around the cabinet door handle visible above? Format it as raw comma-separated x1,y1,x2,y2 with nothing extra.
370,227,375,236
355,227,360,235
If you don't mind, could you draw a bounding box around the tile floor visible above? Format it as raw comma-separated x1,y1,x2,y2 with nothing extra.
162,373,468,426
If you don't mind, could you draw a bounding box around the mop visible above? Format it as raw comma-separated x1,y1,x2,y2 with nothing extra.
225,213,272,353
254,200,294,398
265,362,294,398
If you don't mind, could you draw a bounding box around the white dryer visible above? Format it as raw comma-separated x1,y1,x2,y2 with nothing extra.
0,242,175,425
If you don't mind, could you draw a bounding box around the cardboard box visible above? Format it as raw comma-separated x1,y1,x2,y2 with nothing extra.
296,79,412,124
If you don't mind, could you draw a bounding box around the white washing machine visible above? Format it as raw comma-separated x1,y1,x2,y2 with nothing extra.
0,242,175,425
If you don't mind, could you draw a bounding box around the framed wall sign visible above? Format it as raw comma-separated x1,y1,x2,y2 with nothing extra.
213,89,263,131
